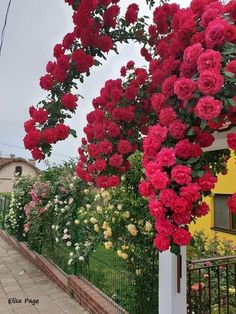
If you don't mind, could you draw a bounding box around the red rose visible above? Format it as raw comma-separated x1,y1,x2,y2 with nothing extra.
200,8,221,28
198,70,224,95
205,18,227,48
57,55,70,71
169,119,187,139
194,202,209,217
175,139,191,159
195,132,215,147
149,198,166,219
226,0,236,21
226,60,236,77
46,61,56,74
160,189,177,207
162,75,177,97
108,175,120,187
53,66,67,83
180,183,200,202
173,212,191,225
61,93,78,110
107,122,120,137
195,96,222,120
109,153,123,168
94,123,105,140
190,144,202,158
139,180,153,197
23,130,42,150
33,109,48,124
197,49,222,72
150,169,170,190
197,171,217,191
225,25,236,44
94,159,107,172
42,128,57,144
172,197,190,214
148,124,168,143
155,218,174,236
55,124,70,140
62,32,75,49
125,3,139,25
151,93,166,113
117,140,132,155
53,44,64,58
171,165,192,185
31,147,44,160
227,133,236,151
180,62,195,78
173,228,192,246
24,119,35,132
72,49,94,73
154,234,170,252
99,140,113,154
183,43,203,66
227,193,236,214
159,107,177,125
97,35,113,52
39,74,53,90
190,0,207,15
174,78,196,100
156,147,176,168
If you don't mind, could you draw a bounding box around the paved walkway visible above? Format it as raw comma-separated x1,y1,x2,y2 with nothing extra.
0,237,89,314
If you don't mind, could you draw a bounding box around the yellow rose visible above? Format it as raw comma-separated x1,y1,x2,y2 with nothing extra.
104,241,113,249
145,221,152,231
127,224,138,236
102,221,109,229
94,224,99,232
104,227,112,238
117,250,123,257
121,253,128,260
90,217,98,224
123,211,130,219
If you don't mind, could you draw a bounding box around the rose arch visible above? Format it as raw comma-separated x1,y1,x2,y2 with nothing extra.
23,0,236,312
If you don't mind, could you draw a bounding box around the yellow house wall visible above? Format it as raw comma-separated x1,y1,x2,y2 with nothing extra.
190,154,236,243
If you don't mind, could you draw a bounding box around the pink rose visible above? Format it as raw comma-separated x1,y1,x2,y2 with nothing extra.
169,119,187,139
205,18,227,48
174,78,196,101
197,49,222,72
183,43,203,66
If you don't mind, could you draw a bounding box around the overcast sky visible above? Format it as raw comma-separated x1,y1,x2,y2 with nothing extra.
0,0,187,169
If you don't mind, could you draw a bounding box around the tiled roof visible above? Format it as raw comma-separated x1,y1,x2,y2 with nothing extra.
0,157,39,172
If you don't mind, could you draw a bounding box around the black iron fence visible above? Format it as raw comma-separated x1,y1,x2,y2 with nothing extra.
188,255,236,314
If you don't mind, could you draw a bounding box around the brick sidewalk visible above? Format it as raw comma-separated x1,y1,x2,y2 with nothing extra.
0,237,89,314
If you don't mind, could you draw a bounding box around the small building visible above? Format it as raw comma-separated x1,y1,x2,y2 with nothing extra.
0,156,39,193
190,152,236,244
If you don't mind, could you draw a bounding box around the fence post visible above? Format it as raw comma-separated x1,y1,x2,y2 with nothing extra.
159,246,187,314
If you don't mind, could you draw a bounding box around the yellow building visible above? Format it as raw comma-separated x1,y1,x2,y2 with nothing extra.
190,153,236,243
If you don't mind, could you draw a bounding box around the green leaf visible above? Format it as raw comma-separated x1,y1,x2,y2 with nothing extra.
223,71,235,78
229,98,236,107
187,128,196,136
70,129,77,138
200,120,208,130
170,244,180,255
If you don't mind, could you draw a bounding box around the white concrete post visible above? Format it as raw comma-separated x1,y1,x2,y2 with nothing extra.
159,247,187,314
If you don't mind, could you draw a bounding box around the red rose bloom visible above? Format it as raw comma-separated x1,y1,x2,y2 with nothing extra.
117,140,132,155
149,198,166,219
109,153,123,168
24,119,35,132
205,18,227,49
171,165,192,185
174,78,196,101
172,197,190,214
39,74,53,90
197,171,217,191
139,181,153,197
175,139,191,159
227,193,236,214
154,234,170,252
23,130,42,150
169,119,187,139
72,49,94,73
151,93,166,113
195,132,215,147
198,70,224,95
61,93,78,110
53,66,67,83
108,175,120,187
160,189,177,207
125,3,139,25
226,60,236,77
183,43,203,66
195,96,222,120
162,75,177,97
55,124,70,140
180,183,200,202
107,122,120,137
99,140,113,154
173,228,192,246
194,202,209,217
94,159,107,172
150,169,170,190
97,35,113,52
197,49,222,72
31,147,44,160
156,147,176,168
42,128,57,144
159,107,177,125
227,133,236,151
33,109,48,124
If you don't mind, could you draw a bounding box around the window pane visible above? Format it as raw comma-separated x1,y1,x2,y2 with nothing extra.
214,194,229,230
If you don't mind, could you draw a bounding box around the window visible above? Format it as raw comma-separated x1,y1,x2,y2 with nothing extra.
214,194,236,232
15,166,22,176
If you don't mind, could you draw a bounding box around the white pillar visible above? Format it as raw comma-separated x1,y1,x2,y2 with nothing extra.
159,247,187,314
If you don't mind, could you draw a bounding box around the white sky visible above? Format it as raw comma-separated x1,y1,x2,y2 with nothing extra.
0,0,187,169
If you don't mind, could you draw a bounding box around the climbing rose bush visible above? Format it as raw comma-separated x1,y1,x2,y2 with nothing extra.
23,0,236,253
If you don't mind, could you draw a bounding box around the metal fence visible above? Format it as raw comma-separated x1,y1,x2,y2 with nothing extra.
187,255,236,314
0,195,10,229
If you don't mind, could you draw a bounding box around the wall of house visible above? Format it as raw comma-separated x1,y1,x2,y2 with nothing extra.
0,161,37,193
190,154,236,244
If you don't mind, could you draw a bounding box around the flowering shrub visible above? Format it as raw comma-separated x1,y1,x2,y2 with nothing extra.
23,0,236,253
